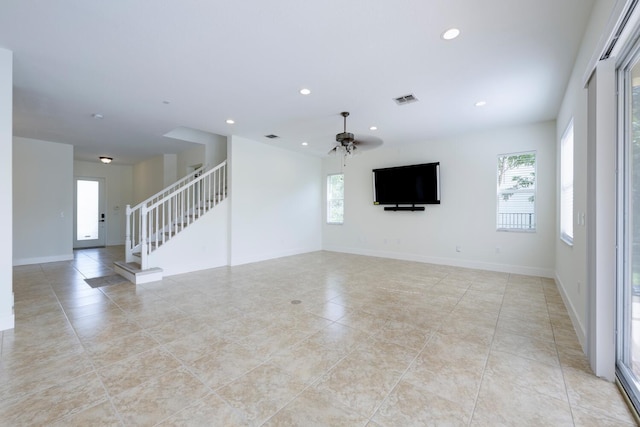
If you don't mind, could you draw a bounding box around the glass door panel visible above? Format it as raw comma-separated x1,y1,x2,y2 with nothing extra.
618,45,640,412
74,177,106,248
77,180,99,241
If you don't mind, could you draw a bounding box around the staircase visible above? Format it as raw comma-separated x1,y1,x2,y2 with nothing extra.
115,160,227,284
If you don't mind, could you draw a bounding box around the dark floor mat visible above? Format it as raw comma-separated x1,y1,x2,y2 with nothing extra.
84,274,128,288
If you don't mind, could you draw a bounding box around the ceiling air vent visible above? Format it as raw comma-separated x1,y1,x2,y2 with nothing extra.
393,94,419,105
264,134,280,139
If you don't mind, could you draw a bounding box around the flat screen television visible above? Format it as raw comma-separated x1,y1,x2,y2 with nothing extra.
372,162,440,206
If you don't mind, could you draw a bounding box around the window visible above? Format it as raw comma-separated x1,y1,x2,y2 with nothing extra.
327,174,344,224
497,151,536,231
560,121,574,245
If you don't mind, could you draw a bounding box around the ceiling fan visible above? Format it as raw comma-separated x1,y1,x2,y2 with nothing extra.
329,111,383,156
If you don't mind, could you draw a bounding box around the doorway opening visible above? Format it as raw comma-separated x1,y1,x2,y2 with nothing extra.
74,177,106,248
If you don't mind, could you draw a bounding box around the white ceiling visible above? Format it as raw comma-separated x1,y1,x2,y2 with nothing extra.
0,0,595,164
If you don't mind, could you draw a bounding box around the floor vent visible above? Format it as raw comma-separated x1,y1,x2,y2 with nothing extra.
393,94,419,105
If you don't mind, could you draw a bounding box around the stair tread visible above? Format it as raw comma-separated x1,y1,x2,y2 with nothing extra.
114,260,162,274
116,261,141,270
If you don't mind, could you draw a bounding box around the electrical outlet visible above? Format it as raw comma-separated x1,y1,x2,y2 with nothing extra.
455,245,461,253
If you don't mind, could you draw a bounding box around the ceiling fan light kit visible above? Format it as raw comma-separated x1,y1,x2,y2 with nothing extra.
330,111,383,162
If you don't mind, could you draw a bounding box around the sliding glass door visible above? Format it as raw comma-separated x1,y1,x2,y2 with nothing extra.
617,40,640,412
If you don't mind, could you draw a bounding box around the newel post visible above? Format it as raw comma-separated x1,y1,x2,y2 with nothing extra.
125,204,132,262
140,205,148,269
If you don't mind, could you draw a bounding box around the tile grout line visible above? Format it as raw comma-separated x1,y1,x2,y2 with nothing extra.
258,320,378,426
466,274,508,426
64,249,157,425
42,261,127,426
365,330,437,425
547,278,579,427
362,270,470,425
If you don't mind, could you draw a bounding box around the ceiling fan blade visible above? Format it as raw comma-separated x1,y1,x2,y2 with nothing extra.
353,134,383,150
331,112,383,156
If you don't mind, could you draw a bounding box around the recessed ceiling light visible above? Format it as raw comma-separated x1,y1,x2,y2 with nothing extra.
226,119,235,124
441,28,460,40
92,113,104,119
99,156,112,164
369,126,378,131
301,142,309,146
475,100,487,107
299,88,311,95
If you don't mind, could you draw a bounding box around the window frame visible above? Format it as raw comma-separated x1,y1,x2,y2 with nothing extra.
560,120,574,246
496,150,537,232
326,173,344,225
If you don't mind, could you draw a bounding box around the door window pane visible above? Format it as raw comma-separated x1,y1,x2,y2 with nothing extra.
77,180,99,240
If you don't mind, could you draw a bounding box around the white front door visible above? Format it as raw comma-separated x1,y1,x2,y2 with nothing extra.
74,177,106,248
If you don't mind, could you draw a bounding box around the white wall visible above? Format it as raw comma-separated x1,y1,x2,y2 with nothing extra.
149,200,228,276
74,161,133,246
323,121,556,277
163,154,177,188
176,135,227,179
177,145,205,178
13,137,74,265
133,155,165,204
165,127,227,176
555,0,616,349
228,136,322,265
206,134,227,169
0,48,13,331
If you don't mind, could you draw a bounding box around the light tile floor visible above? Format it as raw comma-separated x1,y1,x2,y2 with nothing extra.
1,246,637,426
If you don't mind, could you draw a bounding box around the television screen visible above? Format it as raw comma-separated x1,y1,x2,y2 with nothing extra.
372,162,440,205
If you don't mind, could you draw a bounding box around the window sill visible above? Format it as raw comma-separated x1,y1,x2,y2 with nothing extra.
561,235,574,247
496,228,536,233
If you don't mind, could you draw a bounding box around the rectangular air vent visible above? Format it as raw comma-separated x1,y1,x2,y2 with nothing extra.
393,94,419,105
264,134,280,139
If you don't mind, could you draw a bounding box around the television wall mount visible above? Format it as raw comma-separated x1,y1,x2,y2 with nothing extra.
383,205,425,212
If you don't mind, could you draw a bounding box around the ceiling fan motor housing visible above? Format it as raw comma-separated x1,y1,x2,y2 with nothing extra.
336,131,355,145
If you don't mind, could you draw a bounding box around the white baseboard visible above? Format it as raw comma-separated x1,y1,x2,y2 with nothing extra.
322,246,555,278
13,253,74,266
230,245,322,267
555,273,587,351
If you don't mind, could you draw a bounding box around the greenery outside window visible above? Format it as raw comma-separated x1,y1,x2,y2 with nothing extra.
327,174,344,224
497,151,536,231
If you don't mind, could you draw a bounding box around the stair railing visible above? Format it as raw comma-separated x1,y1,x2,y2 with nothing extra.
126,164,207,264
146,164,208,210
125,160,227,269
